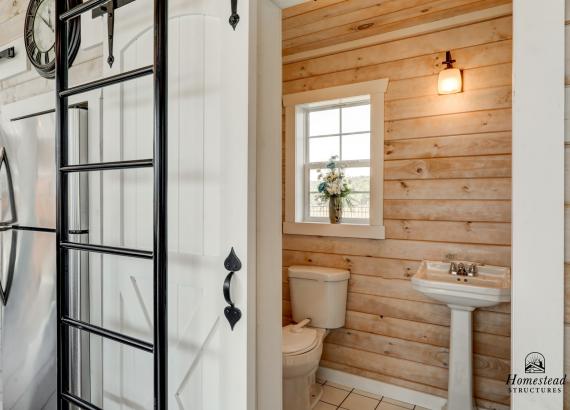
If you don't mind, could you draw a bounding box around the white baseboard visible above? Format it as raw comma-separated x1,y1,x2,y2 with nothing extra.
317,367,447,410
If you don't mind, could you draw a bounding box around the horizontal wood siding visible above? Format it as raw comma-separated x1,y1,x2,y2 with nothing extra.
282,2,512,408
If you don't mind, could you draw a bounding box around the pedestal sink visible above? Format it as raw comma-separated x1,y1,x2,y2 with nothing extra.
411,261,510,410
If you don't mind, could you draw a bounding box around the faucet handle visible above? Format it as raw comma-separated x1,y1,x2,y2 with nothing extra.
468,264,477,277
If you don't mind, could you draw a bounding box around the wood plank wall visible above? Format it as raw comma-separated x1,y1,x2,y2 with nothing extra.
282,2,513,409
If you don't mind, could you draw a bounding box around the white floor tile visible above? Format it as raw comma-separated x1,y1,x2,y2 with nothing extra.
381,396,415,409
321,384,351,406
314,401,336,410
377,401,411,410
340,392,380,410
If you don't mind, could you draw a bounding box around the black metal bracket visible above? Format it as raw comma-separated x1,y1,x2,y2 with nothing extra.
229,0,239,30
0,47,15,61
105,0,115,67
223,247,242,330
91,0,135,17
91,0,129,67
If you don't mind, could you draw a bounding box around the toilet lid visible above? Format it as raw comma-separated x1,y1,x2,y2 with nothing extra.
282,324,319,356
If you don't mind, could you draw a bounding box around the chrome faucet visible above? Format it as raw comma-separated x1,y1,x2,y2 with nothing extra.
449,262,478,277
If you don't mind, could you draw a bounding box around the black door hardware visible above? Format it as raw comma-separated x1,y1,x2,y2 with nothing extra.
0,148,17,227
106,0,115,67
0,228,17,306
0,47,15,61
91,0,135,17
223,247,242,330
55,0,168,407
229,0,239,30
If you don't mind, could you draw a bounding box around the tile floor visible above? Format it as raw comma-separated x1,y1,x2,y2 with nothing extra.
314,379,430,410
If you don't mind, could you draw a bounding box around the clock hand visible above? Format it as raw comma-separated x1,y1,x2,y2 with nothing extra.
40,15,54,32
48,7,54,30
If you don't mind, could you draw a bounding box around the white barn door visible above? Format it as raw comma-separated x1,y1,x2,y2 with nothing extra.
93,0,253,408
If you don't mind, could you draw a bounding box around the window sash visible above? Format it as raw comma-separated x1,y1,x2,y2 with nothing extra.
305,101,371,165
304,101,372,224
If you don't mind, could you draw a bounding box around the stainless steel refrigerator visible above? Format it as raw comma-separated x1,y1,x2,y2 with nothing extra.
0,107,89,409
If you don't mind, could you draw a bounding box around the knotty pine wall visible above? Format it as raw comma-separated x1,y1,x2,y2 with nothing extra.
282,2,512,409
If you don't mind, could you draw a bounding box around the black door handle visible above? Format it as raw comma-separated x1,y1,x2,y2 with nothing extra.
223,247,242,330
0,147,17,227
229,0,239,30
0,228,17,305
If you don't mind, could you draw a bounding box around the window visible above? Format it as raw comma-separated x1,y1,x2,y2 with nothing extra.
305,101,371,224
283,79,388,239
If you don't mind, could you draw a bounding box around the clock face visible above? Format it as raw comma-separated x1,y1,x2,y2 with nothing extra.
24,0,81,79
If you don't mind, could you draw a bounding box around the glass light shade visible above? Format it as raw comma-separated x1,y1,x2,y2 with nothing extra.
438,67,462,94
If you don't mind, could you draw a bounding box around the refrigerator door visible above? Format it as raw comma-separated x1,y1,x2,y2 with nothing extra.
0,107,89,408
1,229,56,410
1,112,56,229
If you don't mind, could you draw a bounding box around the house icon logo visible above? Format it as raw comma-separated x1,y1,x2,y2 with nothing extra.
525,352,546,373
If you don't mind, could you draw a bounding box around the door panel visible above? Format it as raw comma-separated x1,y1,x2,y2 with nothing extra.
95,1,252,408
1,230,56,410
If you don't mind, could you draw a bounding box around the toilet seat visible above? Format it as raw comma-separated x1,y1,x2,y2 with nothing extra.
282,323,319,356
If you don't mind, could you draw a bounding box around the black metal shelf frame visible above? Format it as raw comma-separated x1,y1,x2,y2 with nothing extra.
55,0,168,408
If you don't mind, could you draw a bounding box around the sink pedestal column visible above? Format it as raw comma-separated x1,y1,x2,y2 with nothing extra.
445,305,476,410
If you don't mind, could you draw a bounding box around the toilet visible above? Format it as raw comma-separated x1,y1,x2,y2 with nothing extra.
283,265,350,410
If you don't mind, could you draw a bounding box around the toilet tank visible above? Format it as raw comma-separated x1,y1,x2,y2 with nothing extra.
288,265,350,329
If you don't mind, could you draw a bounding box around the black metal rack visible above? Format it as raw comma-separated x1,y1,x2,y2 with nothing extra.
55,0,168,407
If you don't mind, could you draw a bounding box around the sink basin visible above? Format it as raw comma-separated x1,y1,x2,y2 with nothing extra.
412,260,511,308
412,261,511,410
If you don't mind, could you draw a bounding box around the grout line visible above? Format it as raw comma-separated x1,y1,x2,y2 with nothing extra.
336,387,354,409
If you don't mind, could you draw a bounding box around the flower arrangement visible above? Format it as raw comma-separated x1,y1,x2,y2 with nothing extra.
317,156,351,223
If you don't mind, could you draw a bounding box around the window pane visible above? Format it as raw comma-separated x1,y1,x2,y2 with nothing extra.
342,133,370,161
345,167,370,193
309,108,340,136
309,169,321,192
344,193,370,220
309,136,340,162
342,104,370,133
309,193,327,218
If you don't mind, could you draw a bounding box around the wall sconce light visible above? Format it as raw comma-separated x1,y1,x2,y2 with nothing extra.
438,51,462,95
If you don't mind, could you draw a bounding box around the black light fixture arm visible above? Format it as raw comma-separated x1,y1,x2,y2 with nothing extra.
443,50,456,69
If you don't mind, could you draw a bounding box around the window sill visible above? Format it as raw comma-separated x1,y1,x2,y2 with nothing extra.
283,221,385,240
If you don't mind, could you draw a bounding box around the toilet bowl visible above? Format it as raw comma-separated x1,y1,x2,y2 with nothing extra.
282,266,350,410
283,321,327,409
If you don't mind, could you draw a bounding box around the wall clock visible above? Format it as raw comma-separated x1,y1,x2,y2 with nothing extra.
24,0,81,79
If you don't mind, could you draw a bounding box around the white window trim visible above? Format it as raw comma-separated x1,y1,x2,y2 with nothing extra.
283,79,388,240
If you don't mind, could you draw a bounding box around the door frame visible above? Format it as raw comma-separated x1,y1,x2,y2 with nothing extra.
256,1,568,410
254,0,284,409
511,1,565,408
